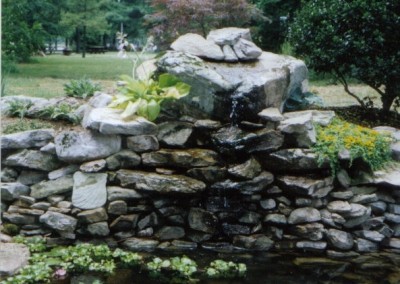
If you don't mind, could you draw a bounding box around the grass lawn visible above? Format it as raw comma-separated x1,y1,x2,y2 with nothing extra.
4,52,155,98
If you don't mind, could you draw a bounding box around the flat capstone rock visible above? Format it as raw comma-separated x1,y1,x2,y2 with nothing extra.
4,149,61,171
1,129,55,150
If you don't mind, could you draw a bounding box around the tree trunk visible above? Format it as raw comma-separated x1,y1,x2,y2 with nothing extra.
82,25,86,58
76,27,81,53
382,81,400,113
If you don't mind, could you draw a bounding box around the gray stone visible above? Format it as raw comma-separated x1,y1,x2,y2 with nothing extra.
326,229,354,251
355,238,378,253
353,164,400,187
126,135,159,153
278,112,316,147
17,170,47,186
47,195,65,205
108,200,128,215
391,141,400,161
294,223,325,241
207,27,252,46
258,107,284,122
106,150,141,170
0,243,30,277
337,170,351,188
80,159,107,173
157,121,193,147
0,95,47,115
188,208,218,234
137,228,154,237
142,148,218,168
239,211,261,225
326,250,360,259
31,202,51,210
283,110,335,126
1,129,54,150
344,207,372,228
186,166,227,183
83,107,157,135
39,211,77,232
107,186,143,201
117,170,206,194
156,226,185,240
77,208,108,223
263,149,328,171
19,195,36,205
370,201,387,215
4,149,61,171
137,212,159,230
264,214,287,225
288,208,321,224
2,213,35,225
228,158,262,180
350,186,377,195
55,129,121,163
1,167,18,182
295,198,312,207
277,175,334,198
122,237,159,251
343,203,369,218
296,241,327,251
48,165,80,180
260,199,276,210
1,183,30,201
86,222,110,237
110,214,139,231
194,119,222,130
383,238,400,249
30,175,74,199
222,45,238,62
211,171,274,195
222,223,251,236
88,92,113,108
354,230,385,242
233,235,274,251
385,213,400,223
330,190,354,200
350,194,378,204
388,204,400,215
233,38,262,60
171,33,224,61
72,172,107,209
327,201,352,214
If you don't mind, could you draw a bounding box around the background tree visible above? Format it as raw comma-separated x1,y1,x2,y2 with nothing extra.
252,0,300,52
147,0,262,47
289,0,400,113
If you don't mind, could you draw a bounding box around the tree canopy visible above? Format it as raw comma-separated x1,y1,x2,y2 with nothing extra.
289,0,400,112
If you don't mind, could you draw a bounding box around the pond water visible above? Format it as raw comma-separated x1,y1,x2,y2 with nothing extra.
53,251,400,284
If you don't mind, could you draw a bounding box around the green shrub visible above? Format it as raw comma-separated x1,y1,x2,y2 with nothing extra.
205,260,247,279
2,120,53,134
64,78,102,99
39,103,81,124
1,224,20,236
313,118,393,175
6,100,33,119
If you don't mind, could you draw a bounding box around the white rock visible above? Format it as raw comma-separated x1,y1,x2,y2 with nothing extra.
207,27,252,46
233,38,262,60
72,172,107,209
1,129,55,150
222,45,238,62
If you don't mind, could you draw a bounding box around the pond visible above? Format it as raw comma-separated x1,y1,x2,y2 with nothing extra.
53,250,400,284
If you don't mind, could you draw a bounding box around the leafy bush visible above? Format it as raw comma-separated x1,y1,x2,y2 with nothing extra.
39,103,81,124
1,224,20,236
109,73,190,121
146,256,198,282
289,0,400,113
6,100,33,119
64,78,102,99
2,120,53,134
205,260,247,279
313,118,393,175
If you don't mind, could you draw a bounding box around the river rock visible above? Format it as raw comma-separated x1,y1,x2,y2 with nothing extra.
157,121,193,147
77,208,108,223
188,208,218,234
327,201,352,214
156,226,185,240
233,38,262,60
40,211,77,232
86,222,110,237
2,213,35,225
4,149,61,171
278,112,316,147
264,214,287,225
107,186,143,201
80,159,107,173
330,190,354,200
1,129,55,150
350,194,378,204
0,243,30,277
110,215,139,231
262,149,328,171
126,135,159,153
108,200,128,215
207,27,252,46
117,170,206,194
288,207,321,224
30,175,74,199
228,158,262,180
1,168,18,182
354,230,385,242
88,92,113,108
391,141,400,161
187,166,227,183
106,150,141,170
294,223,325,241
72,172,107,209
211,171,274,195
296,241,327,251
137,212,159,230
122,237,159,251
171,33,224,61
277,175,334,198
233,235,274,251
83,107,157,135
326,229,354,251
222,223,250,237
1,183,30,201
344,207,372,229
55,129,121,163
48,165,80,180
17,170,47,186
355,238,378,253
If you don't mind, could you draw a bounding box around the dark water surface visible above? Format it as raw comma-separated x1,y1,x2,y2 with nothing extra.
54,250,400,284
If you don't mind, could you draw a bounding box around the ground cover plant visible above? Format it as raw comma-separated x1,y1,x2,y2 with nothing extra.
313,118,394,175
0,237,247,284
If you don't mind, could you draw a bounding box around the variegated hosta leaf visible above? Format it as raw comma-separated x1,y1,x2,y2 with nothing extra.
121,99,143,119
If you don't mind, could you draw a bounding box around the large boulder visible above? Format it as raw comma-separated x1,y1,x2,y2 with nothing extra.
3,150,61,171
55,129,121,163
1,129,55,150
0,243,30,277
154,49,308,122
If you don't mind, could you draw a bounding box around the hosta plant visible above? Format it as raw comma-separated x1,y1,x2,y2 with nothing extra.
109,73,190,121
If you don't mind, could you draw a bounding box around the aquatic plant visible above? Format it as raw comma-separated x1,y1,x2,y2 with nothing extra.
205,259,247,279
